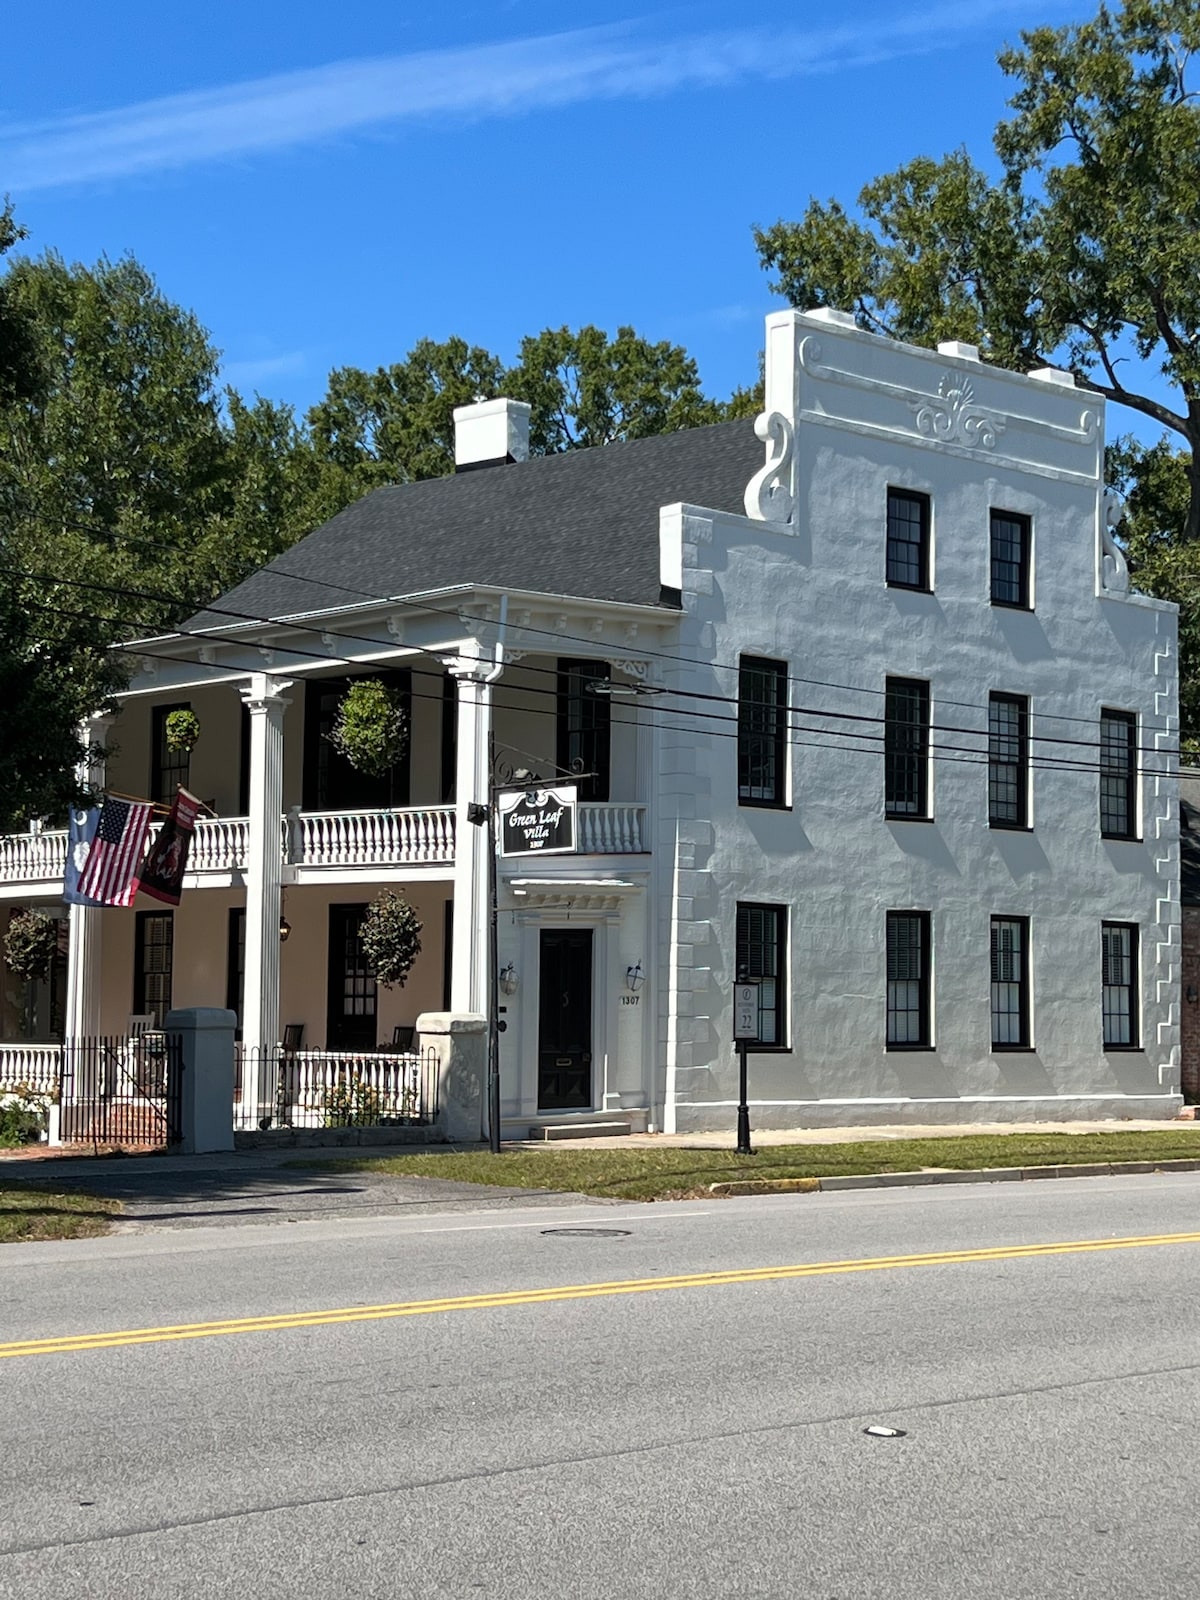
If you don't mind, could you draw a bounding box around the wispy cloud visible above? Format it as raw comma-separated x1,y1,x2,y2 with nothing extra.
1,4,1059,194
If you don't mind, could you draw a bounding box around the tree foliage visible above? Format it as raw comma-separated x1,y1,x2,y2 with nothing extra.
755,0,1200,545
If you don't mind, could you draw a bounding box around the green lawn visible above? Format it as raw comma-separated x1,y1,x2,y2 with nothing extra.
0,1185,121,1243
304,1129,1200,1202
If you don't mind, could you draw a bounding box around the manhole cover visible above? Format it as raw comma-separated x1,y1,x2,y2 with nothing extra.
541,1227,632,1238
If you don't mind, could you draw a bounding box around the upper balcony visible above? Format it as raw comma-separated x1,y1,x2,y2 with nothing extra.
0,801,650,898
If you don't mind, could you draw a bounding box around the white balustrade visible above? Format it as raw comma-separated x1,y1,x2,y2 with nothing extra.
293,808,456,868
238,1048,424,1128
577,804,647,853
0,1043,61,1097
188,816,250,873
0,830,67,884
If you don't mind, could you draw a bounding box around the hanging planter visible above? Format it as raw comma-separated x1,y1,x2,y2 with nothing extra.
3,909,59,983
328,679,408,780
360,891,423,989
164,708,201,755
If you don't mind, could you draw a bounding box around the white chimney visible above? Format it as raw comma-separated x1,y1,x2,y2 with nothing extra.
452,397,531,472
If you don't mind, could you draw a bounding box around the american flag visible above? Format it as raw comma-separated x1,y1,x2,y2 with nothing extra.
76,797,153,907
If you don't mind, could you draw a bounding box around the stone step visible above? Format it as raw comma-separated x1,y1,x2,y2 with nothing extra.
525,1119,634,1141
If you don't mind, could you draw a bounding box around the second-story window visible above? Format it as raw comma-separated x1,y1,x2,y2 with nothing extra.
557,660,610,803
885,677,930,820
886,488,931,590
738,657,787,806
1100,709,1137,839
990,510,1031,608
151,703,191,808
988,693,1029,828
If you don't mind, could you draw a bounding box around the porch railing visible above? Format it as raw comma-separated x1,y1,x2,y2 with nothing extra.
0,1035,182,1149
290,808,456,867
0,799,647,889
0,1042,61,1097
235,1044,438,1132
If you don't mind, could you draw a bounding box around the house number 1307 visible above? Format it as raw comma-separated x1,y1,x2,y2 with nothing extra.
621,994,640,1006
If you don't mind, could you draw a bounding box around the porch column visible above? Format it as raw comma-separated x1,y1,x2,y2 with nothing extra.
64,713,113,1042
239,676,292,1116
450,647,492,1015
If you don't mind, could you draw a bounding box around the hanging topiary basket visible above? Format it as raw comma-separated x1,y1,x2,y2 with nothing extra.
328,679,408,780
360,891,423,989
3,909,59,983
164,708,201,755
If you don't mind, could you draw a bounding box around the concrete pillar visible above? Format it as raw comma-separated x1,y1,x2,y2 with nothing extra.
167,1007,236,1154
64,713,113,1043
239,675,292,1123
450,652,492,1016
417,1011,486,1143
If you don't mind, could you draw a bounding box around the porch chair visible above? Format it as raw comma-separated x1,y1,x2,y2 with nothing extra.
391,1024,416,1054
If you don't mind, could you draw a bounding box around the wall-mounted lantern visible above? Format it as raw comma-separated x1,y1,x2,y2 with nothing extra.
499,962,519,996
625,961,644,994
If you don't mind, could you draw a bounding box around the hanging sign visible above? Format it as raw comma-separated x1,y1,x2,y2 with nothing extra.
498,785,577,857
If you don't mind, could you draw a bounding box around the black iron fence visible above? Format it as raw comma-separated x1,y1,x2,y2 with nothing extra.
234,1043,438,1134
57,1033,184,1150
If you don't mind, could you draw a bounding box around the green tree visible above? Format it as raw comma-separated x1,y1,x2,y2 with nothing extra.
754,0,1200,543
505,324,724,453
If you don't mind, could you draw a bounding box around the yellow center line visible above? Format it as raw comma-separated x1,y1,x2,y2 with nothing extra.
5,1230,1200,1361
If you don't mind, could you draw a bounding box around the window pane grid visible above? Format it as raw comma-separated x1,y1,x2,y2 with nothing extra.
736,903,785,1046
886,489,929,589
885,679,929,818
1100,711,1136,837
990,511,1030,607
988,694,1028,826
1102,923,1138,1047
738,659,786,805
887,911,930,1047
990,917,1028,1047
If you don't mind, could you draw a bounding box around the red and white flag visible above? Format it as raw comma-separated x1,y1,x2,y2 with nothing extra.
76,796,153,907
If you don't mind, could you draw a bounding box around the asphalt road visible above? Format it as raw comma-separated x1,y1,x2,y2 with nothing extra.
2,1173,1199,1599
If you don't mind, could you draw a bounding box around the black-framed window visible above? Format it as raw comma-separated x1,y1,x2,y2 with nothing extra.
226,908,246,1037
886,488,930,590
886,911,931,1049
1100,709,1137,839
885,677,930,819
990,510,1031,608
441,673,458,804
738,656,787,806
991,916,1030,1049
557,659,610,803
442,898,454,1012
735,903,786,1047
1102,922,1139,1049
238,701,251,815
151,703,191,808
326,903,377,1051
988,693,1029,828
134,911,174,1027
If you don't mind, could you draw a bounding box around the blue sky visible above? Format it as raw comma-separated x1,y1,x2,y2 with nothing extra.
3,0,1088,421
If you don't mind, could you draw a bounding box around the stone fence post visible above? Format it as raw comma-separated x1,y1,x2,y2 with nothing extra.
417,1012,486,1143
166,1007,236,1154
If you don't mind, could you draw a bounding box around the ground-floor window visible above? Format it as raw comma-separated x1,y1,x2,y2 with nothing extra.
327,903,377,1050
990,916,1029,1049
134,911,174,1027
1102,922,1139,1048
735,903,786,1046
226,907,246,1037
886,910,931,1049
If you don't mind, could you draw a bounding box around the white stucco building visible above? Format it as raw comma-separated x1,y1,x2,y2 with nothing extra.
0,309,1181,1131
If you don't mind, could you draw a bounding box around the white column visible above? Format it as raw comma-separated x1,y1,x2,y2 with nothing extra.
240,677,292,1117
64,713,113,1042
450,650,492,1015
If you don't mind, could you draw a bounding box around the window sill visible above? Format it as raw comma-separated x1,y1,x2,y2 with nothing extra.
990,599,1033,612
989,821,1033,833
886,1043,935,1052
737,798,792,812
1103,1044,1143,1053
885,813,935,824
992,1044,1034,1053
886,581,933,595
1101,832,1142,844
736,1041,790,1053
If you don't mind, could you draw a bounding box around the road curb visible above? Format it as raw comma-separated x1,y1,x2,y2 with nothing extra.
708,1158,1200,1197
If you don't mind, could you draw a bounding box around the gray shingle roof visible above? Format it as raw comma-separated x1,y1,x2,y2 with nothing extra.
188,417,762,631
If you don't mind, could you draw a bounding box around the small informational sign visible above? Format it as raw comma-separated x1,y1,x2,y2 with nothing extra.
498,785,577,857
734,980,760,1041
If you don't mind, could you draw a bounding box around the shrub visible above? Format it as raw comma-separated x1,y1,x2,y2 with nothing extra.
0,1087,50,1147
164,708,201,754
3,909,59,982
328,679,408,779
323,1073,388,1128
360,890,423,989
